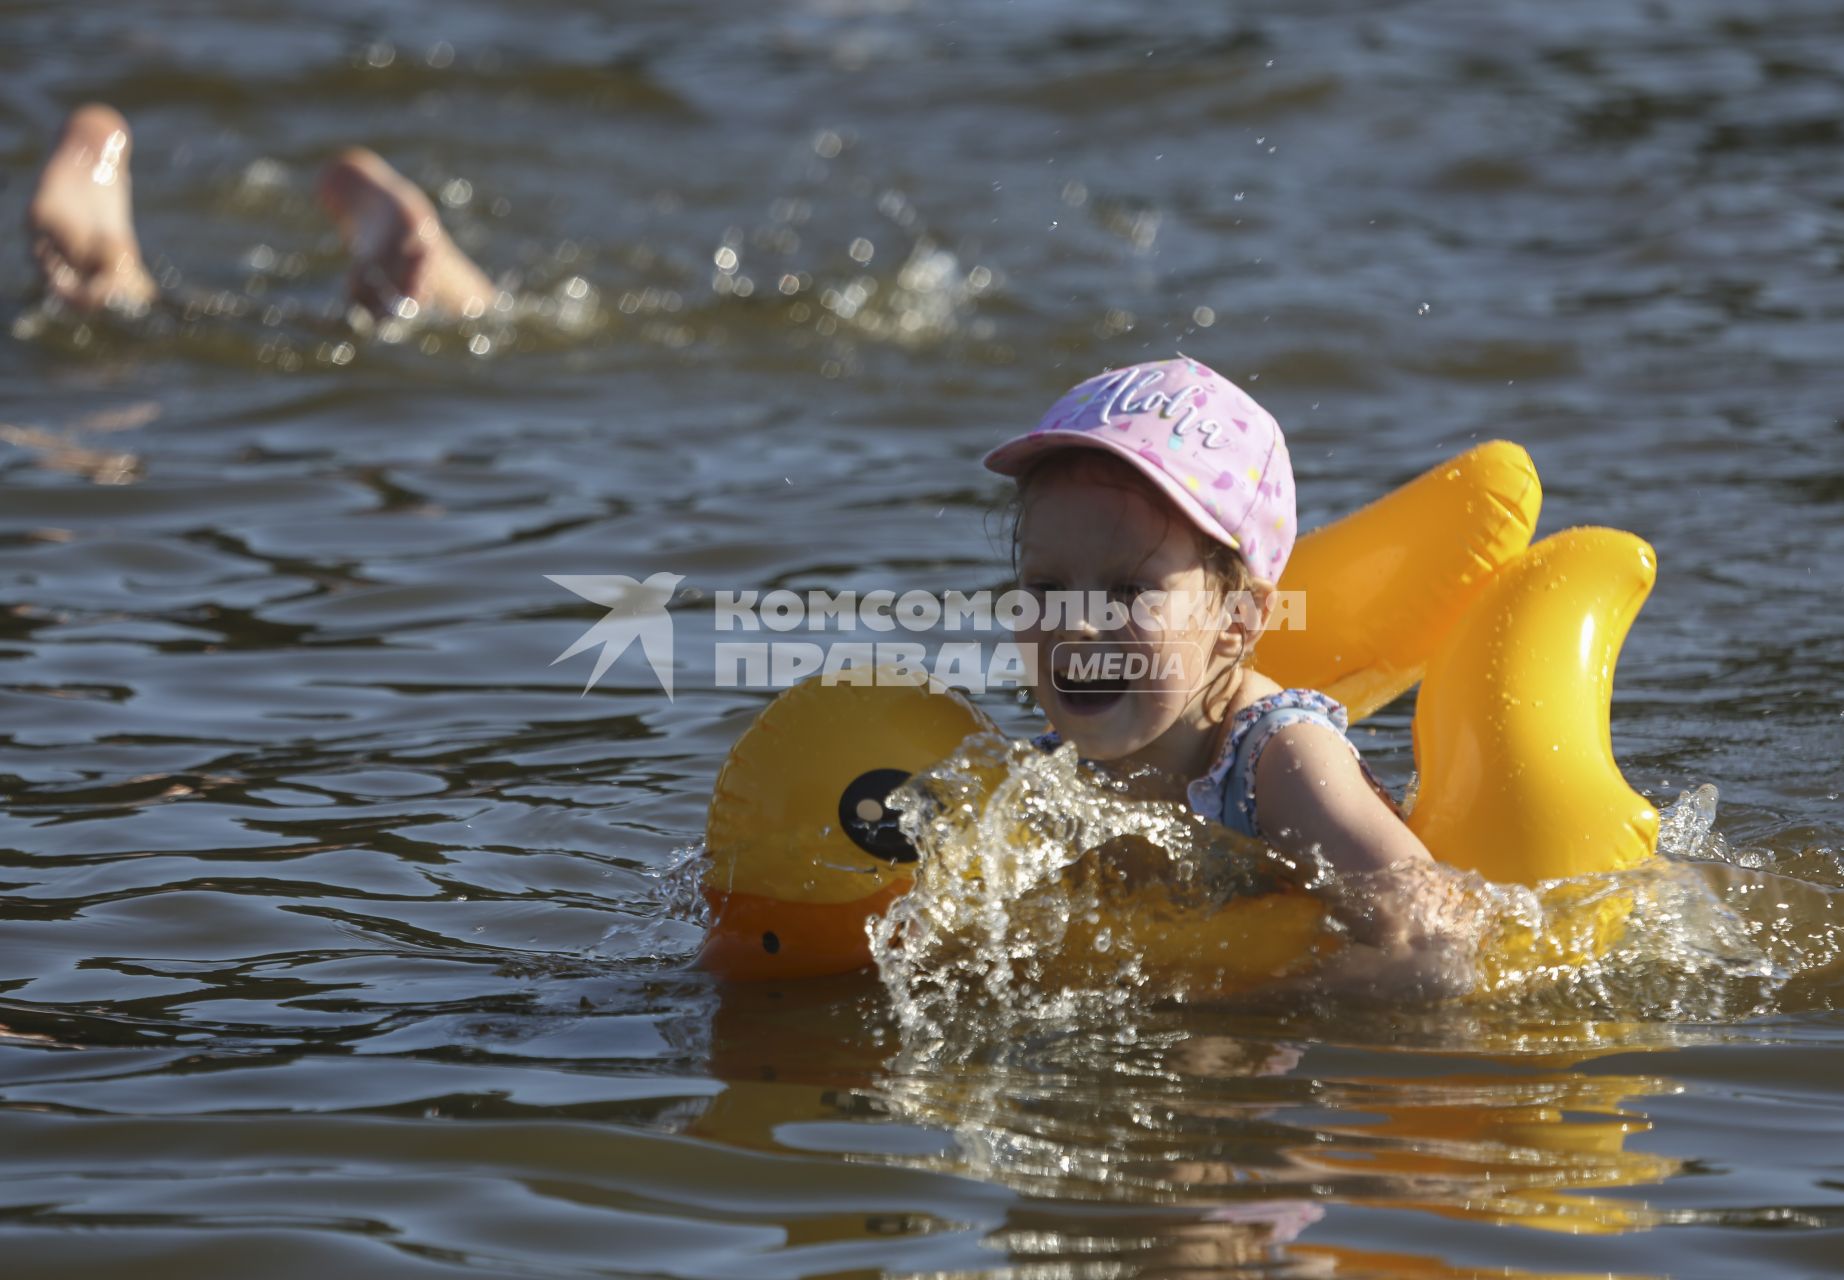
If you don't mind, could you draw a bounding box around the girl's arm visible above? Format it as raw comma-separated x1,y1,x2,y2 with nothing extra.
1254,724,1431,881
1253,725,1473,998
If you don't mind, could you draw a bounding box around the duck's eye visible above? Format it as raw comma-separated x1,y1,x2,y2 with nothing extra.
838,768,918,863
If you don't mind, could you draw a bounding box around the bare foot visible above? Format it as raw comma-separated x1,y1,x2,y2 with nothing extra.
26,104,158,312
316,149,496,320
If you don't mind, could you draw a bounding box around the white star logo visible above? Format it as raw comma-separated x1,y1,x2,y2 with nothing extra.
547,572,684,698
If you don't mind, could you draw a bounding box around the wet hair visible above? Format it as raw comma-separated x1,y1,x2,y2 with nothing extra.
1002,449,1264,713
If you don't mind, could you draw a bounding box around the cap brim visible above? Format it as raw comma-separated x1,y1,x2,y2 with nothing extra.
982,430,1242,553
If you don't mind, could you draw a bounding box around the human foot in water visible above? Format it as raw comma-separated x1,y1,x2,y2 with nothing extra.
316,148,497,320
26,104,158,312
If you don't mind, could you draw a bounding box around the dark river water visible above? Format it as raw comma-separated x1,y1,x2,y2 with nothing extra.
4,1,1843,1276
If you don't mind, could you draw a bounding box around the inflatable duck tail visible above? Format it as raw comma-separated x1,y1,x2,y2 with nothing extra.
1409,527,1660,882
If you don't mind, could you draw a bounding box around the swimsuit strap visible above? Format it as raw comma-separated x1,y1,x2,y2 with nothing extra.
1033,688,1376,840
1194,689,1358,839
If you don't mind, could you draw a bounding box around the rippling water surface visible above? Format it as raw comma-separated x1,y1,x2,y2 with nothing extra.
3,1,1843,1276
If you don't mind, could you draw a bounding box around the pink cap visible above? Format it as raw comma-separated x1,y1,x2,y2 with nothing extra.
984,356,1297,581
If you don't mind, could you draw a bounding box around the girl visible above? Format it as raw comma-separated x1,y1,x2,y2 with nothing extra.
986,356,1453,979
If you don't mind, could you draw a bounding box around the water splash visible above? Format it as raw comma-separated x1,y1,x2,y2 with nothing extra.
1658,782,1724,858
870,733,1322,1055
868,748,1844,1064
12,264,607,371
651,841,715,933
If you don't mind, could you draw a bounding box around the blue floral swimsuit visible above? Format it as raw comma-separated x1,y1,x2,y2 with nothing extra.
1034,689,1370,839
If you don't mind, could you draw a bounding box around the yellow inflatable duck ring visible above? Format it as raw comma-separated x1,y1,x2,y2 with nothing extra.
699,677,993,981
697,442,1660,992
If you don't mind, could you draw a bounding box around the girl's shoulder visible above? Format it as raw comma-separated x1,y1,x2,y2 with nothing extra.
1217,686,1349,756
1191,685,1358,836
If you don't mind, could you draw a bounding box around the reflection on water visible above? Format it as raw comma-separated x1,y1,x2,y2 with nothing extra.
4,0,1844,1275
687,972,1844,1276
699,981,1687,1275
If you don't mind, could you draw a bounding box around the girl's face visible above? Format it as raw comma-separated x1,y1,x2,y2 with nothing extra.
1015,461,1243,772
